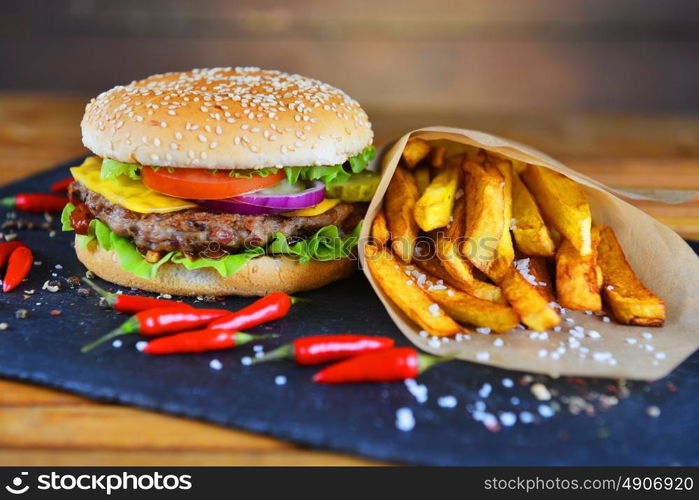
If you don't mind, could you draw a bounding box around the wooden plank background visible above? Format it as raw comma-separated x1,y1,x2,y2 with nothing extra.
1,0,698,112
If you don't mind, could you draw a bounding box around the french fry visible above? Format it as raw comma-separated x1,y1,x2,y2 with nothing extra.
436,234,475,283
499,267,561,332
527,256,556,302
371,209,390,248
414,165,431,195
429,145,446,168
414,247,505,304
402,138,431,168
521,164,592,256
385,166,420,263
511,171,556,257
462,159,505,278
414,251,461,287
422,287,519,333
596,226,665,326
490,159,515,279
446,195,465,241
365,243,463,336
511,159,527,175
436,240,506,304
414,165,460,231
555,230,602,311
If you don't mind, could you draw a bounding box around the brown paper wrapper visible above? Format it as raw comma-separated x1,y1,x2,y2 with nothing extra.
359,127,699,380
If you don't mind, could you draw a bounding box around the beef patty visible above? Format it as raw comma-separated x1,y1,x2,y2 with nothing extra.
70,182,360,256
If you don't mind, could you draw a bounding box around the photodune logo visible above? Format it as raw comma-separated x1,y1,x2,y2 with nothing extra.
5,472,29,495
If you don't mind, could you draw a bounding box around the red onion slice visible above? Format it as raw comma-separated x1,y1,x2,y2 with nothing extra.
194,181,326,215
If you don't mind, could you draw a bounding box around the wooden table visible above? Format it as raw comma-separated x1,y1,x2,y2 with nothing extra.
1,94,697,465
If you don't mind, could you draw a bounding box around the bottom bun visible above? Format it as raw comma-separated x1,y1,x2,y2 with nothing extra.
75,237,356,296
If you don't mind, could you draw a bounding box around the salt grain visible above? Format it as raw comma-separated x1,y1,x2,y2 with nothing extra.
476,351,490,362
519,411,535,424
499,412,517,427
531,383,551,401
405,379,428,403
478,383,492,398
437,395,457,408
395,407,415,432
538,404,554,418
646,406,661,418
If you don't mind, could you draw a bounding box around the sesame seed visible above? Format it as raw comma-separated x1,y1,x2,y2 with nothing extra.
198,134,207,143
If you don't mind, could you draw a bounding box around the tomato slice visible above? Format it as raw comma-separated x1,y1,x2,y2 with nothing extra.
142,167,285,200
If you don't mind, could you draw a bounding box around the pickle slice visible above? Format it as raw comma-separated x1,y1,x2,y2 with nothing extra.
326,171,381,202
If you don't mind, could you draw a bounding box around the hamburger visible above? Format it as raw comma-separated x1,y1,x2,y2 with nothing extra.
62,67,377,296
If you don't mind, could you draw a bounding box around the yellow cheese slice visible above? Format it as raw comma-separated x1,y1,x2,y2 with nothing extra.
71,157,196,214
283,198,341,217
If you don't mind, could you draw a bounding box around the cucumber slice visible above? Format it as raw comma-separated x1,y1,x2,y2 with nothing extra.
325,171,381,202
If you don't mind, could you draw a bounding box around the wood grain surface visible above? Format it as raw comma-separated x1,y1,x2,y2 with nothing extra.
0,93,697,465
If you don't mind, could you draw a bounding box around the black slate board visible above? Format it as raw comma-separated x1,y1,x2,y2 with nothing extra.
0,158,698,466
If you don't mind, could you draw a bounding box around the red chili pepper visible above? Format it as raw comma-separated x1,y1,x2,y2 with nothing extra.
0,241,27,269
82,276,188,313
312,347,455,384
1,193,68,213
207,292,303,332
252,335,395,365
2,245,33,293
143,330,278,355
81,305,229,353
50,177,74,193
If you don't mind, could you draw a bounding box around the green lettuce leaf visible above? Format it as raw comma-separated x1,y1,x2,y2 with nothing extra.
268,221,363,264
96,146,375,187
227,167,279,178
170,247,265,276
61,203,360,279
284,145,376,187
61,202,75,231
100,158,141,180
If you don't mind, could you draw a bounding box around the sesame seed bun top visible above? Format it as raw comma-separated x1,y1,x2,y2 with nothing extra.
81,67,374,170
